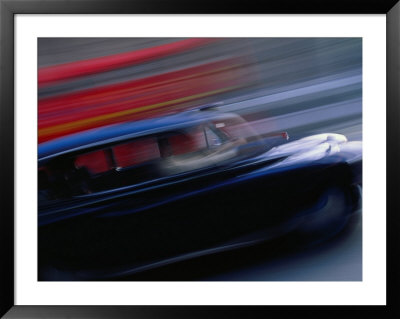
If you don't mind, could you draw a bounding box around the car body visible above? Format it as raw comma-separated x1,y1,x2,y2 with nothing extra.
38,108,362,280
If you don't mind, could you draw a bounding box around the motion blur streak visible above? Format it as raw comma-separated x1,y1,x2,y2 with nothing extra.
38,58,248,142
38,38,218,86
38,38,361,146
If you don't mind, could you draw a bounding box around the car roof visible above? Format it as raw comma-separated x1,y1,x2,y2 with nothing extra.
38,109,239,162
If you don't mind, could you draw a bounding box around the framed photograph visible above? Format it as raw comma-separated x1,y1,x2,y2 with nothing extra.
1,1,399,318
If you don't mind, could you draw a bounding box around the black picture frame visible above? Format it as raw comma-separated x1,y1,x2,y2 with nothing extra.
1,1,399,318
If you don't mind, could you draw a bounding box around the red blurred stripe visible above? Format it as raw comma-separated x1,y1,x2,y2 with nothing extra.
39,78,233,128
38,57,249,143
38,59,242,130
39,58,235,114
38,38,218,87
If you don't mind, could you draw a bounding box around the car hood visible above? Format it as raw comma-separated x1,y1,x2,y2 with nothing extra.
247,133,352,171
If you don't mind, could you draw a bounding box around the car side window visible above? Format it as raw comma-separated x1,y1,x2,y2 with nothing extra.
204,126,223,149
75,149,112,175
158,128,207,158
211,117,259,142
112,138,160,169
159,124,240,176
